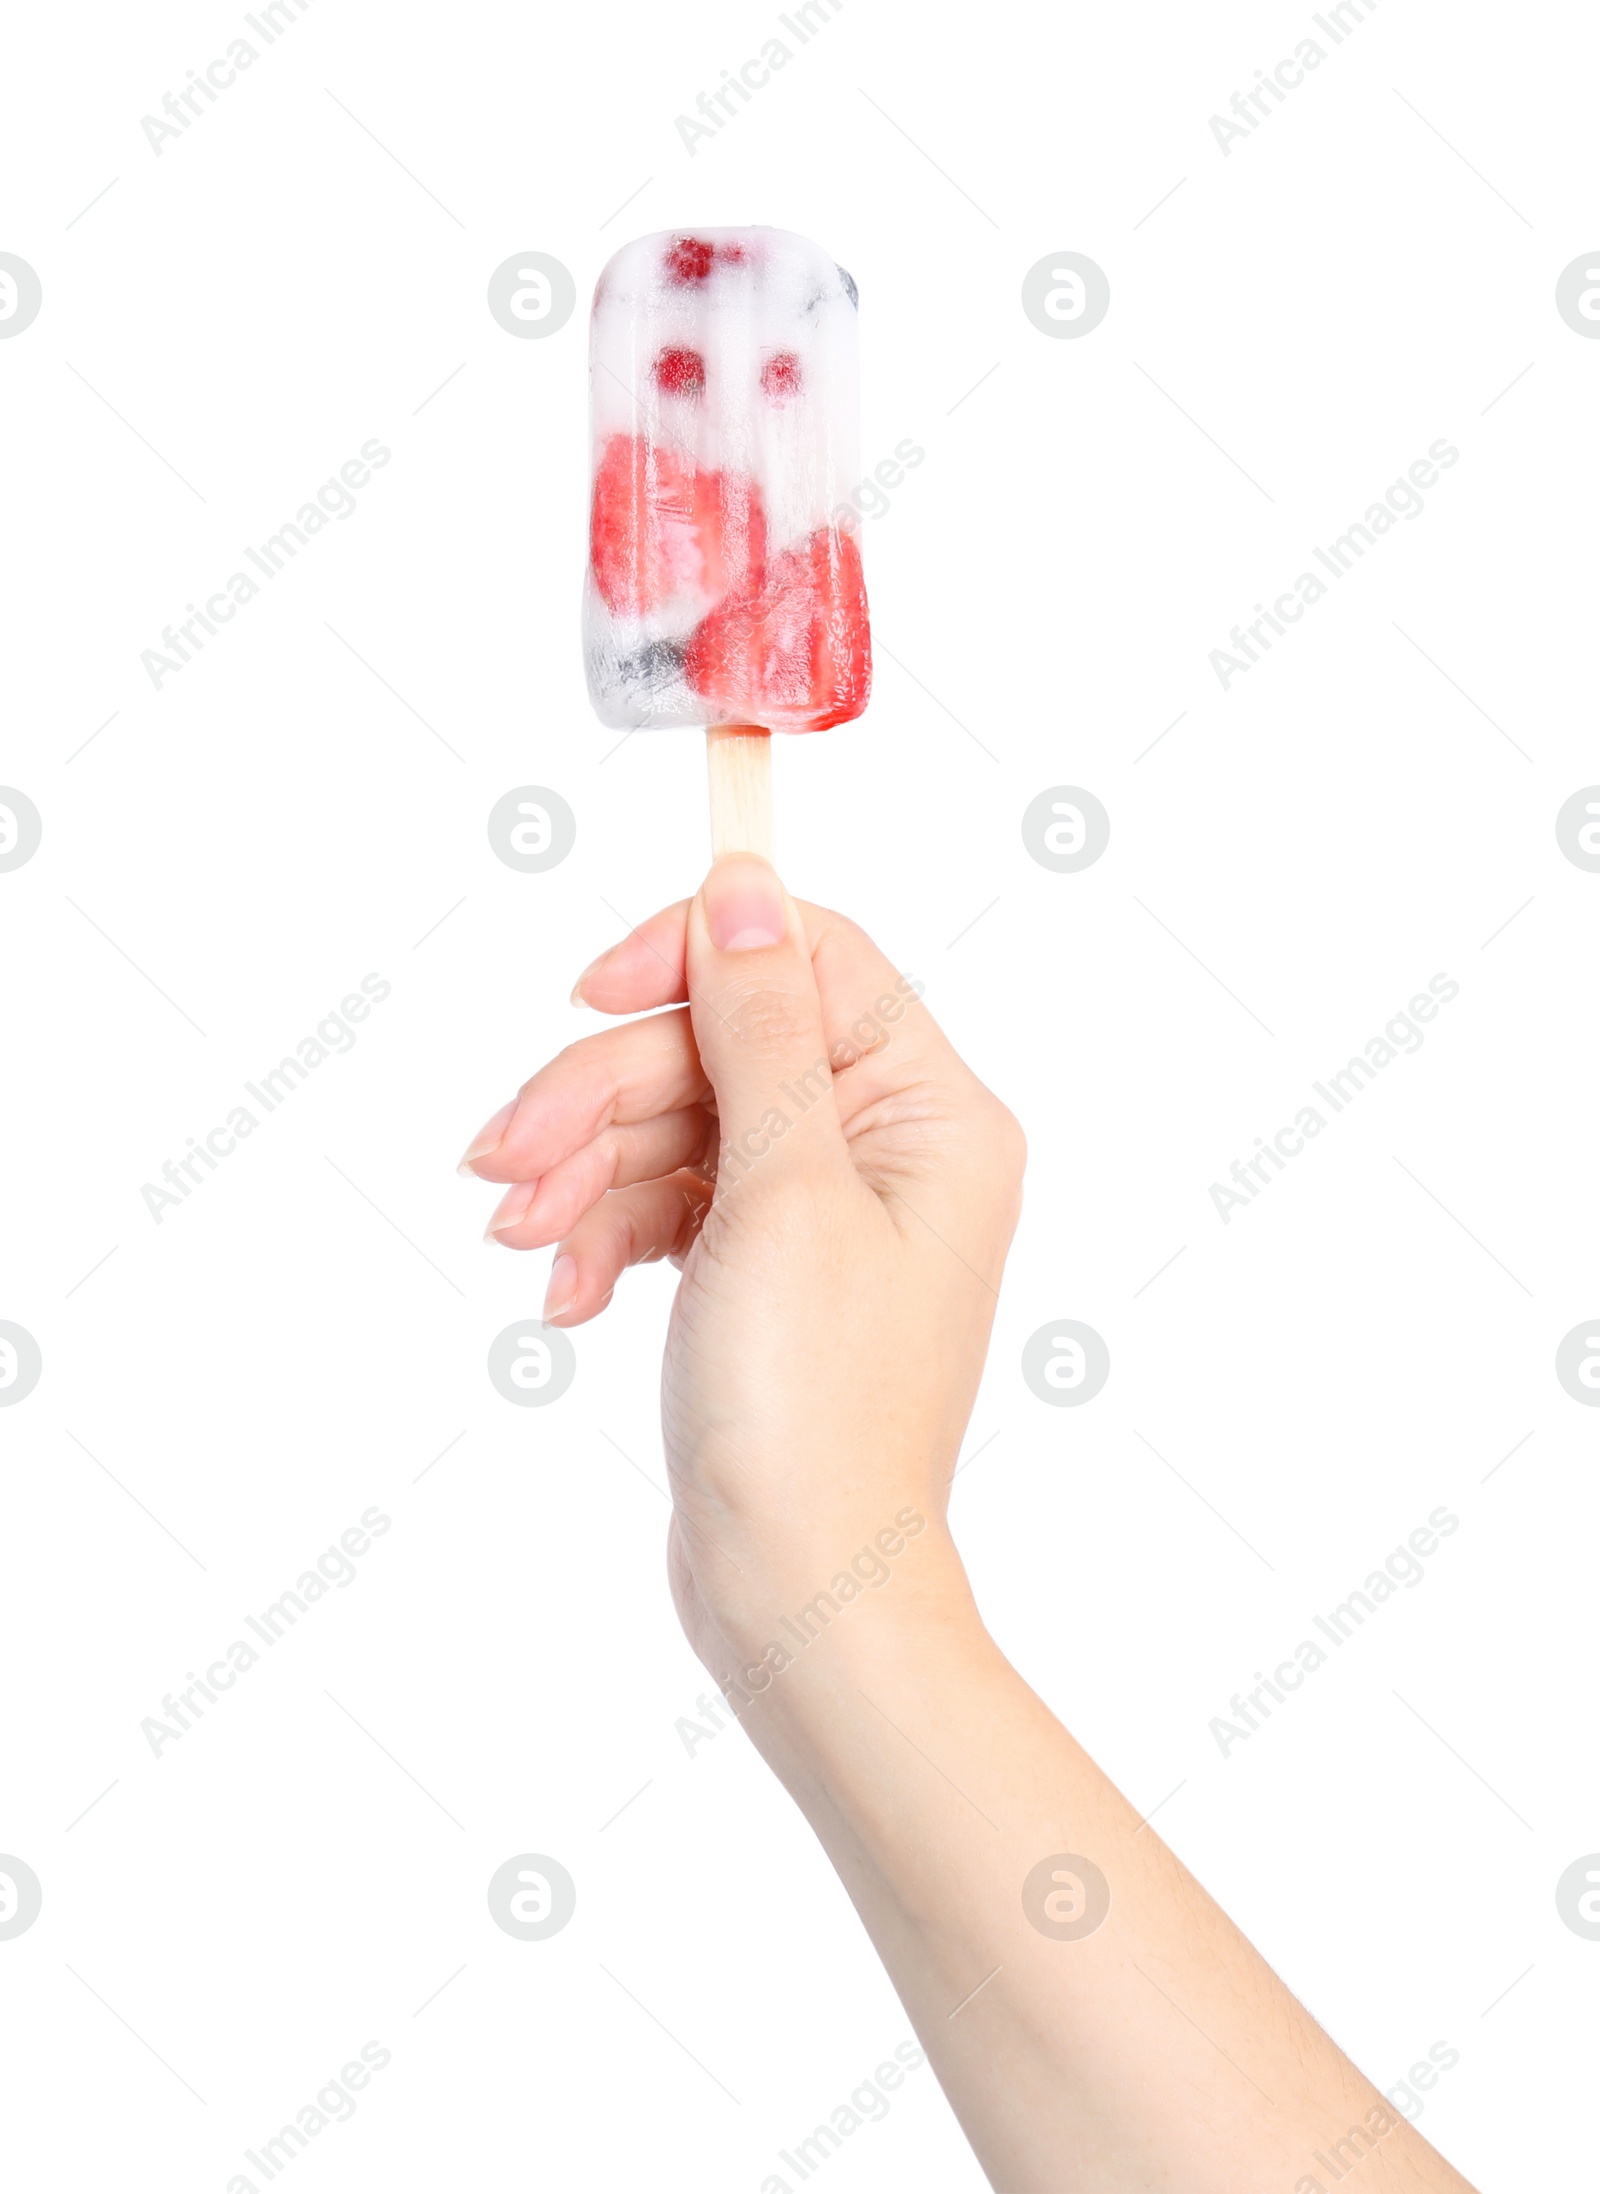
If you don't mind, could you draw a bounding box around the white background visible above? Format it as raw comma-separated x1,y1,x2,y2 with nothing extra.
1,0,1593,2186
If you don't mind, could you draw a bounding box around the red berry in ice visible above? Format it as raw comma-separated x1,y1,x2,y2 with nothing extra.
653,346,706,397
760,351,802,403
664,236,716,283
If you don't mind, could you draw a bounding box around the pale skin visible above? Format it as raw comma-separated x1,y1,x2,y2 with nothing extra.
461,855,1478,2194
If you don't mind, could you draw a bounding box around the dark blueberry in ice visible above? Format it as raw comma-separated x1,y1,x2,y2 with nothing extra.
836,265,858,308
622,639,687,691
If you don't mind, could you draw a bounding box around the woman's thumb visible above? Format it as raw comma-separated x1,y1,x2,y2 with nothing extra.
686,857,847,1192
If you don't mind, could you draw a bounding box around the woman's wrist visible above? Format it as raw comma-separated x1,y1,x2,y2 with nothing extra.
699,1519,992,1765
693,1509,978,1711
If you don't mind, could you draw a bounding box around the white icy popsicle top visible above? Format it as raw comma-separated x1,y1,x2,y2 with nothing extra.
584,226,871,734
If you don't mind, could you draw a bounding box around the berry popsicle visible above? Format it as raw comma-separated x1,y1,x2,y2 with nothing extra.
584,226,871,857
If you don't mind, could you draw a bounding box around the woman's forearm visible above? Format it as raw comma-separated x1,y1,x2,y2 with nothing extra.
472,870,1480,2193
732,1523,1475,2194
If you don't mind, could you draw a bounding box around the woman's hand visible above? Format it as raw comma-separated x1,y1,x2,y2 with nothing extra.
460,857,1478,2194
458,855,1024,1673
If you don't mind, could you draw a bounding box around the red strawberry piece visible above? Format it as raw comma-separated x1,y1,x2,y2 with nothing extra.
590,434,693,615
590,435,765,617
653,346,706,397
684,525,870,732
664,236,716,284
760,351,802,403
691,464,766,605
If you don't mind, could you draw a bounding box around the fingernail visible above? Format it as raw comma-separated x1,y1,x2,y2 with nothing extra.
457,1099,517,1176
485,1180,539,1239
705,857,786,952
570,951,606,1006
543,1253,578,1321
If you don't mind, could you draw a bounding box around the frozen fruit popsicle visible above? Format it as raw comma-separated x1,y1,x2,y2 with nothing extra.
584,226,871,857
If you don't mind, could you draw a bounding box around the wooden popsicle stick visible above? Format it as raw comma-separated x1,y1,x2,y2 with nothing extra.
705,724,773,861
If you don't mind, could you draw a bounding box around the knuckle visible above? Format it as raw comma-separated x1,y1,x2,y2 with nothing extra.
554,1031,606,1074
971,1090,1028,1183
997,1103,1029,1177
522,1038,584,1097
